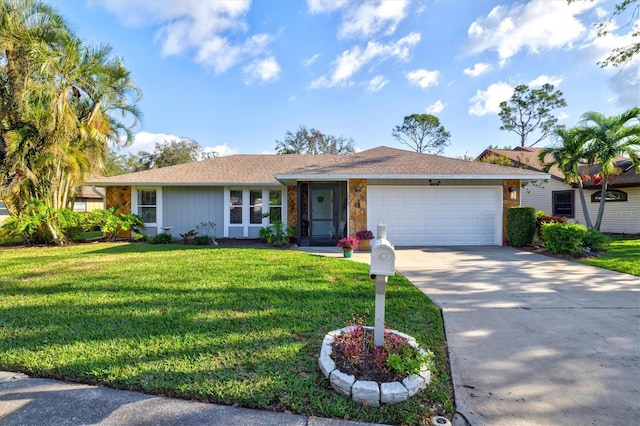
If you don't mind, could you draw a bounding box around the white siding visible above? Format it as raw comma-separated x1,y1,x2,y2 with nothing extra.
522,180,639,234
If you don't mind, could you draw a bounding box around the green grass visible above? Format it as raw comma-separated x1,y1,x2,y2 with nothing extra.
0,243,453,424
578,237,640,276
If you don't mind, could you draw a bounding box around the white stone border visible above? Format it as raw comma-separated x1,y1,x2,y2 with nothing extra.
318,326,431,406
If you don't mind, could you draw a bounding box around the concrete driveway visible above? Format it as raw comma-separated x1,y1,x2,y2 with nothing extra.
393,246,639,426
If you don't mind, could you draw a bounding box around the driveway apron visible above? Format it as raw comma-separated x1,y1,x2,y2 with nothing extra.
394,246,639,426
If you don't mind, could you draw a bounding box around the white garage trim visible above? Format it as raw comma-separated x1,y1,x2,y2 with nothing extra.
367,185,502,246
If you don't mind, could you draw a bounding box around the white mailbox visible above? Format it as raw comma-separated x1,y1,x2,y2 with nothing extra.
369,239,396,277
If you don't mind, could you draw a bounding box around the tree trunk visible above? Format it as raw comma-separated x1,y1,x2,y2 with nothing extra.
576,181,594,230
594,177,608,231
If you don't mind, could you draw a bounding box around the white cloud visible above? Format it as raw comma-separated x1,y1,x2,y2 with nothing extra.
426,100,445,114
304,53,321,67
122,131,180,154
557,112,570,121
338,0,409,39
95,0,275,76
366,75,388,92
468,81,514,116
463,62,492,77
307,0,349,14
465,0,597,65
206,143,237,157
528,74,563,87
310,32,421,88
406,69,440,88
307,0,410,39
243,57,281,84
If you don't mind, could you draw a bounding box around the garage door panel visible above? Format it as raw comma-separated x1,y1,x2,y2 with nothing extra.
367,186,501,246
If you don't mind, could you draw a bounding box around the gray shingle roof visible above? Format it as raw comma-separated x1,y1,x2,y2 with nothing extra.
88,146,548,186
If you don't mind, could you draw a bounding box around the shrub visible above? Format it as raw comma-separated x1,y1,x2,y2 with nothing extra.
541,222,589,254
583,229,609,250
195,235,213,245
150,233,173,244
507,207,536,247
536,214,566,239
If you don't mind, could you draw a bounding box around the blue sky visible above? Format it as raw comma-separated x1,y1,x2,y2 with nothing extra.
49,0,639,158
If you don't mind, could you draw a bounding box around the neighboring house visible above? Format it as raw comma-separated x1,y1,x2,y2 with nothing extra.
477,147,640,235
73,186,106,212
0,200,8,225
87,146,549,246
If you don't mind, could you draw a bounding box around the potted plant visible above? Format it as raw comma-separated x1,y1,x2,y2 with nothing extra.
337,235,358,258
355,229,374,251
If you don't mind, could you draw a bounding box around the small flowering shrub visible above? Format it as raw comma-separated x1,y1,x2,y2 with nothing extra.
332,317,433,382
337,235,359,249
355,229,374,240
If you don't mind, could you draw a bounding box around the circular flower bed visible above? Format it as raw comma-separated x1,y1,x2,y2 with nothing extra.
318,325,431,406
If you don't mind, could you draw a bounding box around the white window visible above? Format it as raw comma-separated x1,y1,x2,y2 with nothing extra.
0,200,8,216
230,190,243,224
224,188,286,237
73,198,87,212
137,190,157,223
132,187,162,234
250,190,263,224
269,190,282,222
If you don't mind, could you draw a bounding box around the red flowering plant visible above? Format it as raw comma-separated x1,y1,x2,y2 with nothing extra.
332,316,433,383
355,229,374,240
337,235,358,249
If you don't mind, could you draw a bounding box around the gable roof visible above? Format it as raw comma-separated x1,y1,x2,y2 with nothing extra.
88,146,548,187
477,146,639,188
476,146,565,181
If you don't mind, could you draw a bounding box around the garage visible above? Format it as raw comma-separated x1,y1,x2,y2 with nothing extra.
367,185,502,246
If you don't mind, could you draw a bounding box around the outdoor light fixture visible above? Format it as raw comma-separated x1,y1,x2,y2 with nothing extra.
354,185,362,192
508,186,517,200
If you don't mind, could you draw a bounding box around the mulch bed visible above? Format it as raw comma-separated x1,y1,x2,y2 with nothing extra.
519,245,604,260
332,328,408,383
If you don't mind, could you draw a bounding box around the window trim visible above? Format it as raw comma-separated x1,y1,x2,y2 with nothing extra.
552,190,575,218
224,187,286,237
132,187,162,233
590,189,628,202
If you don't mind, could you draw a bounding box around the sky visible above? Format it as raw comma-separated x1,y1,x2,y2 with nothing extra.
48,0,639,159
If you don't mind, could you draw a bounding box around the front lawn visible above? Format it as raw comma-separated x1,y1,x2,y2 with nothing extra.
578,237,640,276
0,243,453,424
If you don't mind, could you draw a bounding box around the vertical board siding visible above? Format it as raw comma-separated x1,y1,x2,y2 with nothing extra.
162,187,224,238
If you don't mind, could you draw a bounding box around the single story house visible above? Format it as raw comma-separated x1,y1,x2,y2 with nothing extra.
87,146,550,246
477,147,640,235
73,186,106,212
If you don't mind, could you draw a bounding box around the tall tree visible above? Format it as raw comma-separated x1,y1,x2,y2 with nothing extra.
569,0,639,67
137,138,216,170
498,84,567,147
578,107,640,230
0,0,141,216
391,114,450,154
275,125,355,154
538,127,595,229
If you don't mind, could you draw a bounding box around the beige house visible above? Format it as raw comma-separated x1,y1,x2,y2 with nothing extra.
88,146,550,246
477,147,640,235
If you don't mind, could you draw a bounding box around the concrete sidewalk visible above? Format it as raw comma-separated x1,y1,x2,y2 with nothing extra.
0,371,377,426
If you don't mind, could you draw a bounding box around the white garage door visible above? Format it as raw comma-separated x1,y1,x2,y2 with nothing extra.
367,186,502,246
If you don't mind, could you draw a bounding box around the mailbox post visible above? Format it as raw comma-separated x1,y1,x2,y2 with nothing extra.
369,224,396,347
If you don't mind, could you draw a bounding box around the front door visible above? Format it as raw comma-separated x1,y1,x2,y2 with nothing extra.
309,185,338,246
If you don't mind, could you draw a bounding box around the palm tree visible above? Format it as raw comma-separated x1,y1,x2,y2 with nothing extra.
1,0,141,218
577,108,640,231
0,0,69,214
538,127,594,229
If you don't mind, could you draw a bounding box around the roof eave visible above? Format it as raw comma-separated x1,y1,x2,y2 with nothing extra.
275,173,550,181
